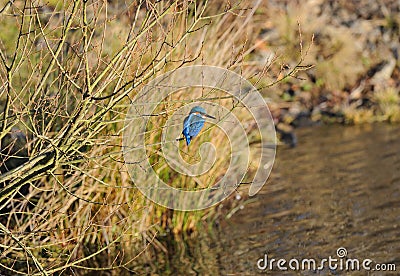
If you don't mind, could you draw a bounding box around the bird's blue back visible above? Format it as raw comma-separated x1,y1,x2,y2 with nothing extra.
182,113,205,145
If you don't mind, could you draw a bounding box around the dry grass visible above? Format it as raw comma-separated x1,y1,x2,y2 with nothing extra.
373,87,400,122
342,105,375,124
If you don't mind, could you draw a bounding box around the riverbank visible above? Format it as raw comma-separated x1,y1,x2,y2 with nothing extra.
0,0,399,274
256,0,399,129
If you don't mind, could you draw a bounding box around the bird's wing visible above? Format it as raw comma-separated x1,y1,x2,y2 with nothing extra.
188,117,205,137
182,115,191,136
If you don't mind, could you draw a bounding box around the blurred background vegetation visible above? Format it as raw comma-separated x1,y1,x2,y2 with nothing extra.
0,0,399,274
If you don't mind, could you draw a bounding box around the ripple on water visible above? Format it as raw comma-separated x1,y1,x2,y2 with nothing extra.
145,124,400,275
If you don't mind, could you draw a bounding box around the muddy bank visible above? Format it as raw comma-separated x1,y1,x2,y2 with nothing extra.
255,0,399,135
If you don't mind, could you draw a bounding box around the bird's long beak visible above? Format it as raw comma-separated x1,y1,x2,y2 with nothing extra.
204,114,216,119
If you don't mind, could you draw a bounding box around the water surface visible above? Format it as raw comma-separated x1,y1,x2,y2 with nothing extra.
149,124,400,275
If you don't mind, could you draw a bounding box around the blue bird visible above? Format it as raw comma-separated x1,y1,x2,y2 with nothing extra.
181,106,216,146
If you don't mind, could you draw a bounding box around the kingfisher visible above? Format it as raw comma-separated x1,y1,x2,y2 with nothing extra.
181,106,216,146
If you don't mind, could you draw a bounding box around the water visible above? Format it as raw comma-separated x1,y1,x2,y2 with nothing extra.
146,124,400,275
